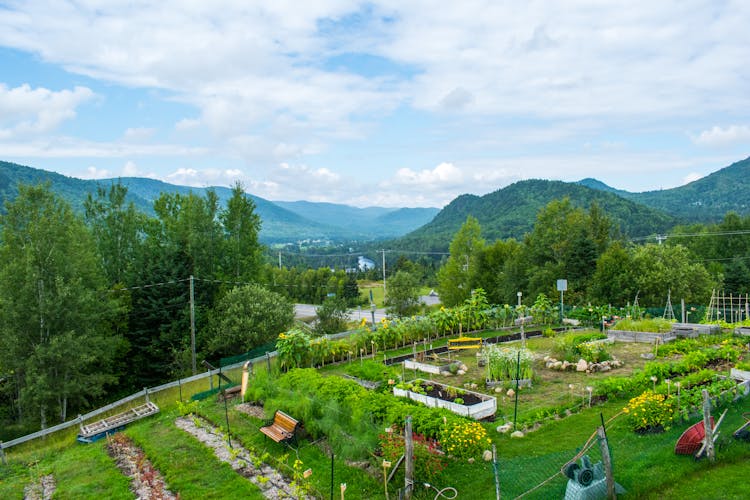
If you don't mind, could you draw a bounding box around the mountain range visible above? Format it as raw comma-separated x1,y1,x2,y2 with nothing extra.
0,161,439,243
1,156,749,248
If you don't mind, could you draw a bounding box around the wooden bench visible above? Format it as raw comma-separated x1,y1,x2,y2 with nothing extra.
259,410,300,446
447,336,483,350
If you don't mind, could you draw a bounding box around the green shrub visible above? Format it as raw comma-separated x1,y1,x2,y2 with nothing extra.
612,317,674,333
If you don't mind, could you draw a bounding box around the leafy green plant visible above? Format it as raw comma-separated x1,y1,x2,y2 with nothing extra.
483,345,533,381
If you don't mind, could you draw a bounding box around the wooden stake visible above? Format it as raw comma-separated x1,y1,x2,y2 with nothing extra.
701,389,715,462
597,427,616,499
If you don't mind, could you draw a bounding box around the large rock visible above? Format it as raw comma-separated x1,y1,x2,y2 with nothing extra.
511,430,525,438
576,359,589,372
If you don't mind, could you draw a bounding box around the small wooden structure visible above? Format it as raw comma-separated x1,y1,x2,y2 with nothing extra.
259,410,300,446
77,401,159,443
447,336,483,350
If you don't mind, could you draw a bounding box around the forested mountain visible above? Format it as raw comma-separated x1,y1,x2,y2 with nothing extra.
392,179,679,252
0,161,435,243
581,156,750,221
272,200,439,239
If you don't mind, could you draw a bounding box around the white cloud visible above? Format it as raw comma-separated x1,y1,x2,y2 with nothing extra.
389,162,463,186
175,118,200,131
80,165,111,179
0,83,94,137
122,161,140,176
693,125,750,147
123,127,155,141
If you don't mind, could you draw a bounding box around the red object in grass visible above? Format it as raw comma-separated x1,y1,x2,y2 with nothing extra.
675,417,715,455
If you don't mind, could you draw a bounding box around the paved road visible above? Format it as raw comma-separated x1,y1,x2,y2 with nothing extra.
294,303,388,323
294,294,440,323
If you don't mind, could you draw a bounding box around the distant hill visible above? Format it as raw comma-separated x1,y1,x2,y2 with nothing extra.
274,201,439,239
579,156,750,221
0,161,435,243
392,179,680,252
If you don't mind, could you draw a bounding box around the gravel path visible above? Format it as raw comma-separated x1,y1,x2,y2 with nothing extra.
175,415,310,499
106,433,177,500
23,474,55,500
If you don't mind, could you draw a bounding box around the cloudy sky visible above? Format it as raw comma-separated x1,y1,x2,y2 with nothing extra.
1,1,749,207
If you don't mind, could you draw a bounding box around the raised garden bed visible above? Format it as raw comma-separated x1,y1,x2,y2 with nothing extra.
404,358,452,375
393,379,496,419
608,330,676,344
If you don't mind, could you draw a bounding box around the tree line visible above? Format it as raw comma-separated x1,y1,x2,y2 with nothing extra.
434,198,748,309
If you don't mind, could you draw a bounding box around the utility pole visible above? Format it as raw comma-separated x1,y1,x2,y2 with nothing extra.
190,275,196,375
381,249,386,305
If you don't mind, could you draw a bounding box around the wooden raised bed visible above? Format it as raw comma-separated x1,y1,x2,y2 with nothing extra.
393,379,496,419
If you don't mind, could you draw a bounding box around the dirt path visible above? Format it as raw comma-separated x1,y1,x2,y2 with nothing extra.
175,415,310,499
106,433,177,499
23,474,55,500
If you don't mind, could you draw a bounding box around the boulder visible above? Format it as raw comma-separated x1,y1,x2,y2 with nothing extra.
510,430,525,438
483,450,493,461
576,359,588,372
496,423,513,433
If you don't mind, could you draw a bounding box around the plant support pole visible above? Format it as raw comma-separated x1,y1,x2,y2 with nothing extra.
513,350,520,430
404,415,414,499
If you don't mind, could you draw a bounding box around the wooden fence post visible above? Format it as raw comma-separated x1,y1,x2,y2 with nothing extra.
702,390,715,462
597,427,616,499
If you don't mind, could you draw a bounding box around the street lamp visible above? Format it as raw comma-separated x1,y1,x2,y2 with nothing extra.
517,291,522,307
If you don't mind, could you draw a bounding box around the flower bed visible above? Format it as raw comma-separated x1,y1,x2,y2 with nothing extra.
394,379,496,419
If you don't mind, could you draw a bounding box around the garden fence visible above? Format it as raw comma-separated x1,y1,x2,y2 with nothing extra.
0,351,276,453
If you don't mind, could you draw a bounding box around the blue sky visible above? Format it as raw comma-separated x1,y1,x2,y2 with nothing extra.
1,1,749,207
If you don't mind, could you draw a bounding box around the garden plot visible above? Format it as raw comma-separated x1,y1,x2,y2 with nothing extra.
175,415,310,499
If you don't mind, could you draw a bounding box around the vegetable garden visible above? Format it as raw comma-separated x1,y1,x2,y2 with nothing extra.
3,296,750,499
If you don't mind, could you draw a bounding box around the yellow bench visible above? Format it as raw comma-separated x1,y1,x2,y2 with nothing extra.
447,336,483,350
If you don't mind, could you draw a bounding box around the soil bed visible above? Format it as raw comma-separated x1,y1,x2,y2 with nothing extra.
424,384,484,405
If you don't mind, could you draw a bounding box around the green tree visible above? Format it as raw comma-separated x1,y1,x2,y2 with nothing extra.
219,182,262,281
314,297,350,335
630,243,714,306
207,284,294,358
84,181,146,285
0,184,123,428
437,216,485,307
588,241,636,305
524,198,611,302
385,270,421,318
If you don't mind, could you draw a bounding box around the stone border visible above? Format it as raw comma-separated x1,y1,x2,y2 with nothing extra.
175,415,311,499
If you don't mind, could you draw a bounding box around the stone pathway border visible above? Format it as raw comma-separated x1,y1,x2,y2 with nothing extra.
175,415,311,499
106,433,177,499
23,474,56,500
